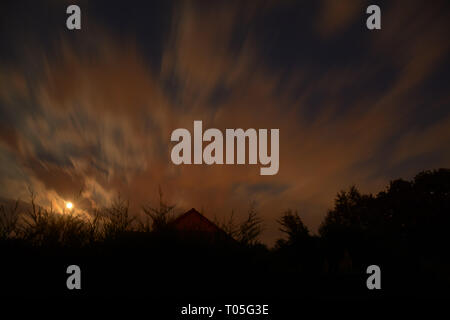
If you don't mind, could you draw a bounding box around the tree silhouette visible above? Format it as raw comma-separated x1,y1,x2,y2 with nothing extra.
237,202,262,246
141,187,176,232
100,195,135,239
0,168,449,297
214,209,239,239
276,209,309,246
0,200,19,239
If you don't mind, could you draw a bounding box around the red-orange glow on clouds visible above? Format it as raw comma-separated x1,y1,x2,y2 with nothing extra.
0,0,449,244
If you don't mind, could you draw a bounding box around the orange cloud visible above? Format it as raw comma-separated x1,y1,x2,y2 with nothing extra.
0,1,449,245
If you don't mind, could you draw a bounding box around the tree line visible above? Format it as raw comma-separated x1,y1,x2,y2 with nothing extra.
1,168,449,263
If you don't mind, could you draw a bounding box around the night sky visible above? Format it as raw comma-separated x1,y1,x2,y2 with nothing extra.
1,0,449,244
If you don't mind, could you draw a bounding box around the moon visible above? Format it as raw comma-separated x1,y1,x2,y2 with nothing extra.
66,202,73,210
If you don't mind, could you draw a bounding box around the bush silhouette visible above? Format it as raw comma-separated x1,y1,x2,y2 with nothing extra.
0,169,449,298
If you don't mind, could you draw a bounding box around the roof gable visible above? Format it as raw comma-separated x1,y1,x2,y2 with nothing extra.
171,208,226,235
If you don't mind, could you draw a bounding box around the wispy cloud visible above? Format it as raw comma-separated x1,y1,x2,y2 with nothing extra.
0,0,449,243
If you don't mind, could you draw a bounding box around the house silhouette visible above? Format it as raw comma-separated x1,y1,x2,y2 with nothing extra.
171,208,234,242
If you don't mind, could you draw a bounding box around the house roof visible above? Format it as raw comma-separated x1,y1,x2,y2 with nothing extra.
171,208,230,237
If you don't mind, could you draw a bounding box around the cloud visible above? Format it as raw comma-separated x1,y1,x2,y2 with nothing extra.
0,1,449,244
316,0,363,37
